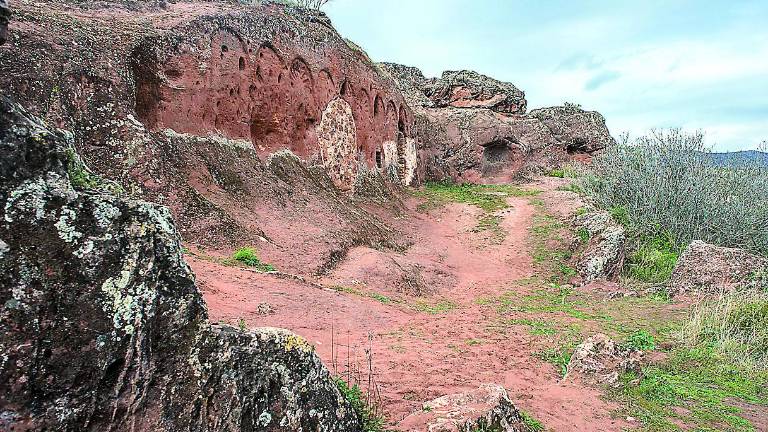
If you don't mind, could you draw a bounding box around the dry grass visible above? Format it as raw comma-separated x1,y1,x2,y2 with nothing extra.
679,288,768,371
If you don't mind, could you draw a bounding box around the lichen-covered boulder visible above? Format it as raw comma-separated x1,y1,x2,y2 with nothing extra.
399,384,529,432
0,96,361,431
529,105,615,155
575,210,626,283
567,334,643,388
669,240,768,296
422,70,527,114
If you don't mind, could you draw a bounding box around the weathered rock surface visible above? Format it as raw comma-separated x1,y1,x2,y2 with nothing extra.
422,70,527,114
379,63,615,182
567,334,643,388
530,105,616,155
399,384,529,432
575,210,626,283
0,0,9,45
0,0,415,275
669,240,768,295
0,97,361,431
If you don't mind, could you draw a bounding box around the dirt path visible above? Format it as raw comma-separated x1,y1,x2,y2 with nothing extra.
190,178,632,431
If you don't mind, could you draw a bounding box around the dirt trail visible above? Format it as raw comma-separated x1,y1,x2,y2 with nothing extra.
190,178,631,431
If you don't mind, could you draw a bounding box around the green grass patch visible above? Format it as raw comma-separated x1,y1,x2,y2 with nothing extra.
614,347,768,431
412,299,457,314
536,344,574,377
229,247,276,272
334,378,387,432
506,318,558,336
626,235,679,284
549,168,566,178
577,227,590,243
331,285,396,304
415,182,539,213
520,411,546,432
625,330,656,351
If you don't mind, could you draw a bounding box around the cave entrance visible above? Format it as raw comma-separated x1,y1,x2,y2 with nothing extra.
567,138,589,155
481,138,518,175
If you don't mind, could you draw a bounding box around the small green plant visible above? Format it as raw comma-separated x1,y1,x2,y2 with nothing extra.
238,318,247,331
368,292,393,304
577,227,590,243
230,247,276,272
334,378,387,432
626,235,679,283
520,411,545,432
624,330,656,351
412,299,457,314
549,168,566,178
536,345,573,377
422,404,433,412
609,206,630,227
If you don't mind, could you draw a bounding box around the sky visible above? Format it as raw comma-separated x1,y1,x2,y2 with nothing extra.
325,0,768,151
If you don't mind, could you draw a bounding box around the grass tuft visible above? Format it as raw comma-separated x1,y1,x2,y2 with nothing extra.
680,289,768,370
334,378,387,432
230,247,276,272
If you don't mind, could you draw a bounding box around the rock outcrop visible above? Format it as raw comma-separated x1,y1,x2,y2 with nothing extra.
567,334,643,388
0,0,9,45
575,210,627,283
0,97,361,431
379,63,615,182
399,384,529,432
422,70,527,114
669,240,768,295
0,0,413,275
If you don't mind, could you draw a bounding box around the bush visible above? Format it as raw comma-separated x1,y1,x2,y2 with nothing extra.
580,129,768,257
680,289,768,370
231,247,276,272
334,378,386,432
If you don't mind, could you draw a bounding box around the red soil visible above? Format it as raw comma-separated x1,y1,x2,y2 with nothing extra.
191,179,632,431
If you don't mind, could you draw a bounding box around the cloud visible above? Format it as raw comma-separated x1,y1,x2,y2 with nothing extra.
556,53,604,71
584,70,621,91
325,0,768,151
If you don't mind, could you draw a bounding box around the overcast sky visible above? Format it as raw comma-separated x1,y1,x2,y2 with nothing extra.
325,0,768,151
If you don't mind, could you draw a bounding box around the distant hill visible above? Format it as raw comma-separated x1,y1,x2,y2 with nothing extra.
708,150,768,166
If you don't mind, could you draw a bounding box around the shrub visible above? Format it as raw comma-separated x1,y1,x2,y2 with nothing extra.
334,378,386,432
231,247,276,272
580,129,768,257
680,289,768,370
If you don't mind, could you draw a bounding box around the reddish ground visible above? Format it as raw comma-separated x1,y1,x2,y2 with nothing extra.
189,177,632,431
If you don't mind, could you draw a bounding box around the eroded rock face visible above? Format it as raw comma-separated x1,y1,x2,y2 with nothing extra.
530,105,616,156
378,63,615,181
399,384,528,432
130,3,417,187
669,240,768,296
567,334,643,388
0,97,361,431
422,70,527,114
0,0,9,45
